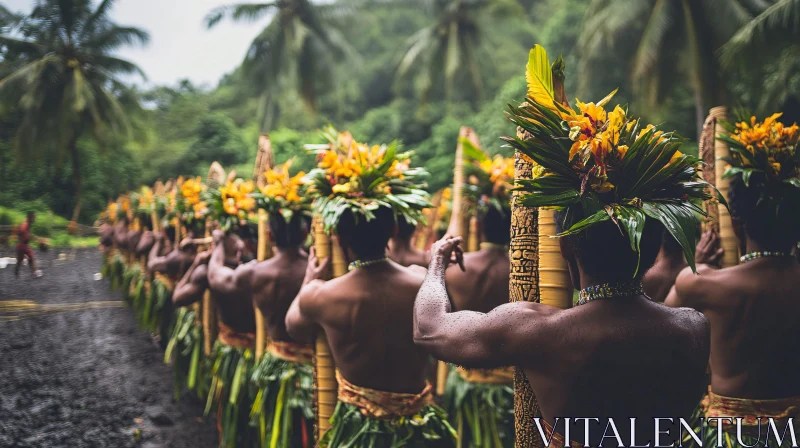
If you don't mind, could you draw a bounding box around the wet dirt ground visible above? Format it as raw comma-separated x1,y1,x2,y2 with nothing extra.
0,247,217,448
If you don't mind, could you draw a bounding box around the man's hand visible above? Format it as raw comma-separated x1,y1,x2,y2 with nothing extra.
154,232,164,241
431,235,465,271
212,229,225,243
695,230,723,267
303,247,331,285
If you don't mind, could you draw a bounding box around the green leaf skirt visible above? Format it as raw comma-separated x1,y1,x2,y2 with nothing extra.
444,367,515,448
320,401,457,448
205,341,259,448
250,353,315,448
164,307,208,400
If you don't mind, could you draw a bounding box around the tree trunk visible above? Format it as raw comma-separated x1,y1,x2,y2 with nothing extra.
69,138,82,224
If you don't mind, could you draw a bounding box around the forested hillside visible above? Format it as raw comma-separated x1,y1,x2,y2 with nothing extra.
2,0,798,223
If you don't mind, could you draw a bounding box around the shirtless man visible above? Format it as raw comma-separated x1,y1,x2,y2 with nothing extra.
207,214,312,447
666,175,800,442
15,212,42,278
644,231,723,303
286,206,456,447
415,214,710,446
148,229,195,279
388,215,429,267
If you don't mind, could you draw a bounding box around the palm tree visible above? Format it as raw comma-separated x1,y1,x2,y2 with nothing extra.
395,0,485,103
0,0,149,223
205,1,356,130
721,0,800,112
577,0,765,137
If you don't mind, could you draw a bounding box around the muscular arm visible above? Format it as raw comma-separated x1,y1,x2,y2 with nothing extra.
173,255,209,307
208,233,253,297
664,264,714,310
413,241,558,368
285,280,324,342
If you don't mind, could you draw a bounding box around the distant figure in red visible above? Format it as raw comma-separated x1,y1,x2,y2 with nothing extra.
15,212,42,278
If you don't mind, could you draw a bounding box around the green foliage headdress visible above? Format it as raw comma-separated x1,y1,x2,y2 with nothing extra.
250,159,311,222
305,126,432,231
503,45,724,274
461,137,514,216
718,113,800,217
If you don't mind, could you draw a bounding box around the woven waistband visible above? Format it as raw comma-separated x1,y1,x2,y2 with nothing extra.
336,370,433,420
217,320,256,350
456,366,514,384
704,388,800,435
266,340,314,364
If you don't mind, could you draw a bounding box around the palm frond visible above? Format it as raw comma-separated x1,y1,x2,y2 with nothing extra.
82,25,150,52
204,3,277,29
720,0,800,65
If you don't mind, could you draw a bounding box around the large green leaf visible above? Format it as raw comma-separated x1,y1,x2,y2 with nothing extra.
642,201,700,272
557,210,611,236
612,205,646,276
520,189,581,208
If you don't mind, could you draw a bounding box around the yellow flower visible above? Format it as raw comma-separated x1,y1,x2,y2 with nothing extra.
576,100,607,124
442,187,452,200
332,183,351,194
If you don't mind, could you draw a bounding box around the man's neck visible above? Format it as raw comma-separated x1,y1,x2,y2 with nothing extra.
577,271,641,292
272,246,304,258
390,238,413,252
745,237,793,255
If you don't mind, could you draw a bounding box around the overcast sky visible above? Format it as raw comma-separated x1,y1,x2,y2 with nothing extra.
4,0,266,88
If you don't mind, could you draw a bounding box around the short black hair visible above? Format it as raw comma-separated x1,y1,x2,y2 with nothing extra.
337,206,396,259
269,213,306,249
165,226,176,243
555,209,663,281
235,222,258,243
482,207,511,245
396,215,416,241
728,175,800,250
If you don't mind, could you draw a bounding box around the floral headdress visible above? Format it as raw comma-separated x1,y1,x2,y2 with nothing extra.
175,176,209,225
503,45,724,273
718,113,800,216
205,178,256,232
305,126,431,231
251,159,310,222
461,137,514,216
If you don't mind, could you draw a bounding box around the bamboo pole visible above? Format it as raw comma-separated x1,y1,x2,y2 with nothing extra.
537,210,572,309
202,218,217,356
710,106,739,267
468,214,480,253
254,209,269,360
699,114,720,234
511,129,543,448
313,215,338,442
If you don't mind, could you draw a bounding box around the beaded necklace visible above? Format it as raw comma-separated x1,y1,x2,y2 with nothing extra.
348,255,389,272
577,279,646,307
739,251,793,264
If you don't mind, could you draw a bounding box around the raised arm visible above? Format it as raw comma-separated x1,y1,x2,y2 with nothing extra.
173,251,211,307
286,248,331,342
664,231,722,308
413,237,557,369
207,229,253,297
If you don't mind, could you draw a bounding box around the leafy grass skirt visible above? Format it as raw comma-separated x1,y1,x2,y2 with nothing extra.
107,251,126,291
320,401,457,448
164,307,207,400
444,367,514,448
206,341,258,448
138,276,171,334
250,353,314,448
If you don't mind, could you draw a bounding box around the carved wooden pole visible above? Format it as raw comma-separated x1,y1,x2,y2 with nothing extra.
510,131,543,448
709,106,739,267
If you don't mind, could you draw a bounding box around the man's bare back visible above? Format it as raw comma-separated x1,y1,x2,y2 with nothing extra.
446,247,509,312
415,237,710,445
668,258,800,399
206,231,256,334
292,260,429,394
251,249,308,343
